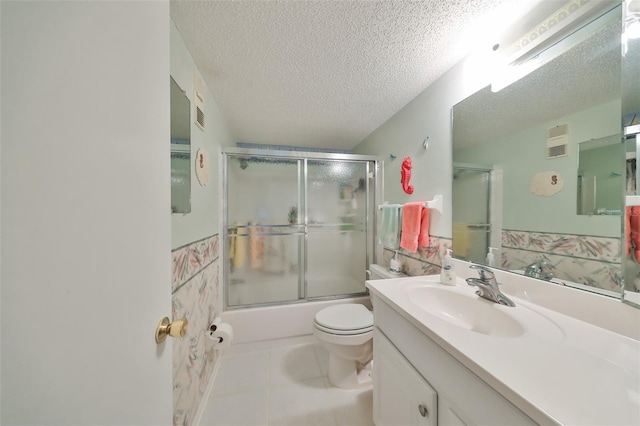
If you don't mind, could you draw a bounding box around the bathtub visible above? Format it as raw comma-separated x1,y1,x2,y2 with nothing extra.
222,296,372,344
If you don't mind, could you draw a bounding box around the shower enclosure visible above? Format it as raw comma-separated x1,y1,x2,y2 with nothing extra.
222,148,380,309
452,164,492,264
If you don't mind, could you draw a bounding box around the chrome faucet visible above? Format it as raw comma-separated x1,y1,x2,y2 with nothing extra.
466,265,516,307
524,259,554,281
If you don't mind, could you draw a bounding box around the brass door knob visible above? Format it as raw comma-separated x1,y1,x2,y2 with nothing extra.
155,317,189,343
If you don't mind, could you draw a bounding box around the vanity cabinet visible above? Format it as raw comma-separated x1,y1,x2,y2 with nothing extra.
372,295,537,426
373,328,437,426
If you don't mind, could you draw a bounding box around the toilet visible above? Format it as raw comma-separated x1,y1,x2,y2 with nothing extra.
313,264,406,388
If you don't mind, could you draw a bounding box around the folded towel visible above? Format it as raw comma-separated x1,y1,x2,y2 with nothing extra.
627,206,632,257
418,207,430,248
400,202,425,253
630,206,640,262
233,224,246,270
379,204,401,249
249,223,264,269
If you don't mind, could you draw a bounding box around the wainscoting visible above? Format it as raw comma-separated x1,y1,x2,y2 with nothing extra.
171,234,221,426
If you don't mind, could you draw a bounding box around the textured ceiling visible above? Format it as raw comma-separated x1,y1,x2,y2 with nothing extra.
453,12,621,151
170,0,546,150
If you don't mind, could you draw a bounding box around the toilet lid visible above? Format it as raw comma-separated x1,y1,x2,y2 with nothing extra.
314,304,373,332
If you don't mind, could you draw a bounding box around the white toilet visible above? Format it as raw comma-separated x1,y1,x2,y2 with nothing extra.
313,264,406,388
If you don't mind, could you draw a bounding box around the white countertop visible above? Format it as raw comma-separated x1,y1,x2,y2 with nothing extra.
366,274,640,426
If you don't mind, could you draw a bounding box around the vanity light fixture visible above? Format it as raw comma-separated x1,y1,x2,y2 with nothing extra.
491,0,619,93
624,0,640,39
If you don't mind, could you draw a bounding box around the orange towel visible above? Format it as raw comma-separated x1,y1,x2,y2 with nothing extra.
400,202,425,253
418,207,430,248
249,223,264,269
629,206,640,262
627,206,632,257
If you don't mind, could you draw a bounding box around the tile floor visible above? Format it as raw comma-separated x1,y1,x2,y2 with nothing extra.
200,337,374,426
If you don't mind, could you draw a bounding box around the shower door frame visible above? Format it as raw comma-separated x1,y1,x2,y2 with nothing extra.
452,163,493,264
221,147,382,310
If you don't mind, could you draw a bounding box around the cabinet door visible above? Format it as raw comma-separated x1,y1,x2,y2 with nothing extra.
374,329,437,426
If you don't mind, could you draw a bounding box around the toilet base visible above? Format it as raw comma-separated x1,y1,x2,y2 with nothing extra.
328,354,373,389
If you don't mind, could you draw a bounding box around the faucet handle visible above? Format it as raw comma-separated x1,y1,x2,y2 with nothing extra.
469,264,495,281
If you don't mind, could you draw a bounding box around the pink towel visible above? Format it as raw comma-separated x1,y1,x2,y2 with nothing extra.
400,202,425,253
418,207,430,248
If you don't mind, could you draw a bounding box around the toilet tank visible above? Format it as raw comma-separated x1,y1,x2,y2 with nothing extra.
369,263,406,280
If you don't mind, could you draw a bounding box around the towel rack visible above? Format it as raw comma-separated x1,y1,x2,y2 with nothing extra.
378,195,443,214
425,195,443,213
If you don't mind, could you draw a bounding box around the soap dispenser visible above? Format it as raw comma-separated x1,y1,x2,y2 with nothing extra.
390,251,402,273
440,249,456,285
486,247,497,267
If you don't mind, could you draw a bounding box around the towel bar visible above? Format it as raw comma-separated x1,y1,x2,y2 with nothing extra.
378,195,443,214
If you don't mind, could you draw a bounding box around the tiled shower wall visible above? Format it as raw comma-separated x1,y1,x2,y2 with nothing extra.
381,235,452,276
171,234,221,426
501,229,622,291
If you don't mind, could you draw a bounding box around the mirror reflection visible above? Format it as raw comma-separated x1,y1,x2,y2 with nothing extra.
577,134,623,216
452,6,622,297
623,0,640,306
171,77,191,214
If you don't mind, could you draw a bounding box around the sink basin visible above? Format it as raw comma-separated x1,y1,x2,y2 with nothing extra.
407,286,525,337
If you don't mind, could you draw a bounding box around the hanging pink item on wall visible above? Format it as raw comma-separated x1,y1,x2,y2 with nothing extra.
401,157,414,194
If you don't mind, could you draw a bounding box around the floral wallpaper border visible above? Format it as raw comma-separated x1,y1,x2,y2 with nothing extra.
172,234,220,426
501,229,621,263
381,236,452,276
172,234,220,292
501,230,622,291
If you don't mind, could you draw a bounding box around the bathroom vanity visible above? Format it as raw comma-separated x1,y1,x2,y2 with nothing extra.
366,273,640,426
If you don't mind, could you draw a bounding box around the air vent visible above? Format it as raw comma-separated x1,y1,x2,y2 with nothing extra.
194,71,205,131
546,124,569,159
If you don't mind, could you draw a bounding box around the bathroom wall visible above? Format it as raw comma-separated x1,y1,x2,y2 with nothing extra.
354,49,621,279
171,21,235,249
170,21,234,425
354,53,489,273
172,235,220,426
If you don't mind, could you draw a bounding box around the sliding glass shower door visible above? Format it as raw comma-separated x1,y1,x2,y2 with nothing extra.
226,156,303,306
306,160,369,298
223,149,378,309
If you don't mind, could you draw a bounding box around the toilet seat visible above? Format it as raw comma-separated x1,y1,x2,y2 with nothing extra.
314,322,373,335
314,304,373,335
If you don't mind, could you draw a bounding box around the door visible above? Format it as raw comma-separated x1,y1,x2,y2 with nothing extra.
1,2,173,424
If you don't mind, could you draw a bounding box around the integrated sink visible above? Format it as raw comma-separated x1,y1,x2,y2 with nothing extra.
408,286,525,337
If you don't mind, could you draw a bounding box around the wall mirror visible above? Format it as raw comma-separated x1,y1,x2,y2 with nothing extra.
452,3,624,298
623,0,640,307
171,76,191,214
577,134,623,216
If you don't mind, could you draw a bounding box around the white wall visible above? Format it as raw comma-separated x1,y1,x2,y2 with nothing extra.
171,21,235,249
353,57,490,239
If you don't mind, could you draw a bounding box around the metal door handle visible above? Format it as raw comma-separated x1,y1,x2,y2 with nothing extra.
155,317,188,343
